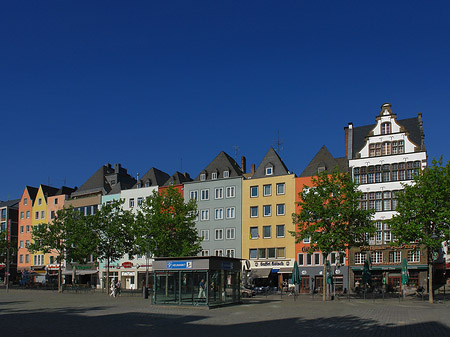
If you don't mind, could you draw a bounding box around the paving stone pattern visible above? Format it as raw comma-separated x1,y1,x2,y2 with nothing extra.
1,290,449,337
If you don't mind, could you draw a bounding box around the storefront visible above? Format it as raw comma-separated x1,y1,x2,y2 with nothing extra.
247,259,294,289
152,256,241,307
297,265,349,294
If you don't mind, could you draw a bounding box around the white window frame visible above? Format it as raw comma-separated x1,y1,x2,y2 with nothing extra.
263,205,271,217
212,172,218,180
226,227,235,240
276,183,285,195
215,187,224,200
265,166,273,175
226,186,235,198
250,186,258,198
250,206,258,218
200,209,209,221
226,207,236,219
276,204,285,216
201,250,209,256
214,249,224,256
200,173,206,181
215,229,224,241
263,225,271,239
226,249,235,258
223,170,230,178
189,190,198,201
263,184,272,196
215,208,224,220
200,229,210,241
276,224,285,238
129,198,135,208
201,189,209,200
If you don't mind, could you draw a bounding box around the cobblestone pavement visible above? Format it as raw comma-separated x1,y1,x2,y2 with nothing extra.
1,290,449,337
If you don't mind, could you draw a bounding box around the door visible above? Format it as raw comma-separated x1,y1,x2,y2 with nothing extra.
301,276,310,293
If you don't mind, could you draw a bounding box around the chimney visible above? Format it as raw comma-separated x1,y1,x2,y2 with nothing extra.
114,163,122,173
345,123,353,160
251,164,255,175
184,172,190,180
241,156,247,173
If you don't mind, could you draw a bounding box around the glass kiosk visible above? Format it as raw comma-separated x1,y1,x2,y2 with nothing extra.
152,256,241,307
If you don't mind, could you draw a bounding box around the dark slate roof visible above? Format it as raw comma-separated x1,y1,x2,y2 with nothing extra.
134,167,170,188
40,185,60,200
72,163,136,197
0,199,20,208
56,186,76,196
26,186,39,201
300,146,348,177
163,172,193,186
252,147,290,179
194,151,244,181
351,116,424,159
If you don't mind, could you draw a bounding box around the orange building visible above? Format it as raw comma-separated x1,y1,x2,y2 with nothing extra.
294,146,349,294
17,186,38,273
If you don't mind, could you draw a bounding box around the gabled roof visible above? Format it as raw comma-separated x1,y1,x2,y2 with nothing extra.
56,186,76,196
25,186,39,201
40,185,60,200
300,146,348,177
164,172,193,186
252,147,290,179
0,199,20,208
194,151,243,181
134,167,170,188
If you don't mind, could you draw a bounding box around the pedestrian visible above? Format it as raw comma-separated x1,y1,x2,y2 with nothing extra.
116,279,121,296
198,278,206,299
110,279,116,297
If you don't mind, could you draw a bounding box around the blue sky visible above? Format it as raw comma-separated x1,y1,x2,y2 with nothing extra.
1,1,449,201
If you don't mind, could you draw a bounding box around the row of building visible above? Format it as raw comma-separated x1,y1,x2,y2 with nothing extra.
1,103,436,293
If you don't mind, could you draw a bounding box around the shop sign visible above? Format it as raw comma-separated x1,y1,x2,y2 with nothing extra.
167,261,193,270
122,262,133,268
254,260,290,267
221,262,233,270
301,270,307,275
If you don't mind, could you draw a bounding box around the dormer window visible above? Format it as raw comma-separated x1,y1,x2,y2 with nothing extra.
265,166,273,176
137,183,142,188
110,180,116,185
381,122,391,135
145,181,150,187
317,166,326,174
212,172,218,180
200,173,206,181
223,170,229,178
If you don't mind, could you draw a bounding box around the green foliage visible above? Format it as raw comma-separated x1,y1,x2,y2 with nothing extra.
136,185,202,257
0,232,16,264
389,157,450,252
292,168,375,256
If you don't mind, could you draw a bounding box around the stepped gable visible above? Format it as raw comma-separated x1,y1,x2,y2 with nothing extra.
194,151,243,181
134,167,170,188
252,147,290,179
300,146,348,177
163,172,193,186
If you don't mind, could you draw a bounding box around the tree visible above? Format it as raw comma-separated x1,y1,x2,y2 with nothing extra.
28,207,96,293
90,199,136,293
389,157,450,303
292,168,375,301
136,185,202,258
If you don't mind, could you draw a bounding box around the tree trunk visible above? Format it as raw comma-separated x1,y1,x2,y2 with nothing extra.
428,253,433,303
323,253,327,301
107,257,110,296
58,257,62,293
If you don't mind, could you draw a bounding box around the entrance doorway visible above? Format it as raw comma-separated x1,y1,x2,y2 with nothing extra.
300,276,310,293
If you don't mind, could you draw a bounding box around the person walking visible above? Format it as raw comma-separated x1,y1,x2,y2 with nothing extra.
116,279,121,296
198,279,206,299
110,279,117,297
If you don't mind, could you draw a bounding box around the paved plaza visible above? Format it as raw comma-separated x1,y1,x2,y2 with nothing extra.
1,289,449,336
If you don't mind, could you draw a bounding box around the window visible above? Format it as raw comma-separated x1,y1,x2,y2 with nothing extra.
263,225,271,238
263,205,271,217
250,206,258,218
212,172,217,180
137,183,142,188
201,189,209,200
384,231,391,242
25,240,29,247
276,183,285,195
276,224,285,238
34,254,44,265
215,208,224,220
200,209,209,221
223,170,230,178
19,241,24,248
354,252,366,264
26,225,30,233
200,229,209,241
226,227,235,240
389,251,401,263
408,250,421,263
298,254,304,266
250,186,258,198
129,198,135,208
35,211,39,220
200,173,206,181
215,229,223,240
303,237,311,244
51,211,55,219
382,142,391,156
258,248,266,259
25,254,29,263
277,247,285,258
265,166,273,175
145,181,150,187
20,212,24,219
307,254,312,265
26,211,30,219
38,198,42,205
381,122,391,135
263,184,272,196
215,187,224,199
110,180,116,185
249,249,257,259
314,253,320,265
201,250,210,257
276,204,285,216
226,186,235,198
137,197,143,205
19,255,23,263
40,210,45,219
23,198,28,205
54,198,58,205
226,207,235,219
370,251,383,264
250,227,259,239
226,249,235,258
19,226,24,233
189,190,198,201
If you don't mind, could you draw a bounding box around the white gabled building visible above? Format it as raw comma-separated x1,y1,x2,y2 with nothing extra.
345,103,428,291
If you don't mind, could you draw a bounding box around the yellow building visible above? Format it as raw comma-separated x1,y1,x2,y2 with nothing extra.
242,148,296,288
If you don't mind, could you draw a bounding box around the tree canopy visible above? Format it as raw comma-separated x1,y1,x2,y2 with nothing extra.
389,157,450,303
136,185,202,258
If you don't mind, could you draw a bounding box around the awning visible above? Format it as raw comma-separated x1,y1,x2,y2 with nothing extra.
251,268,271,278
62,270,98,275
277,268,293,274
